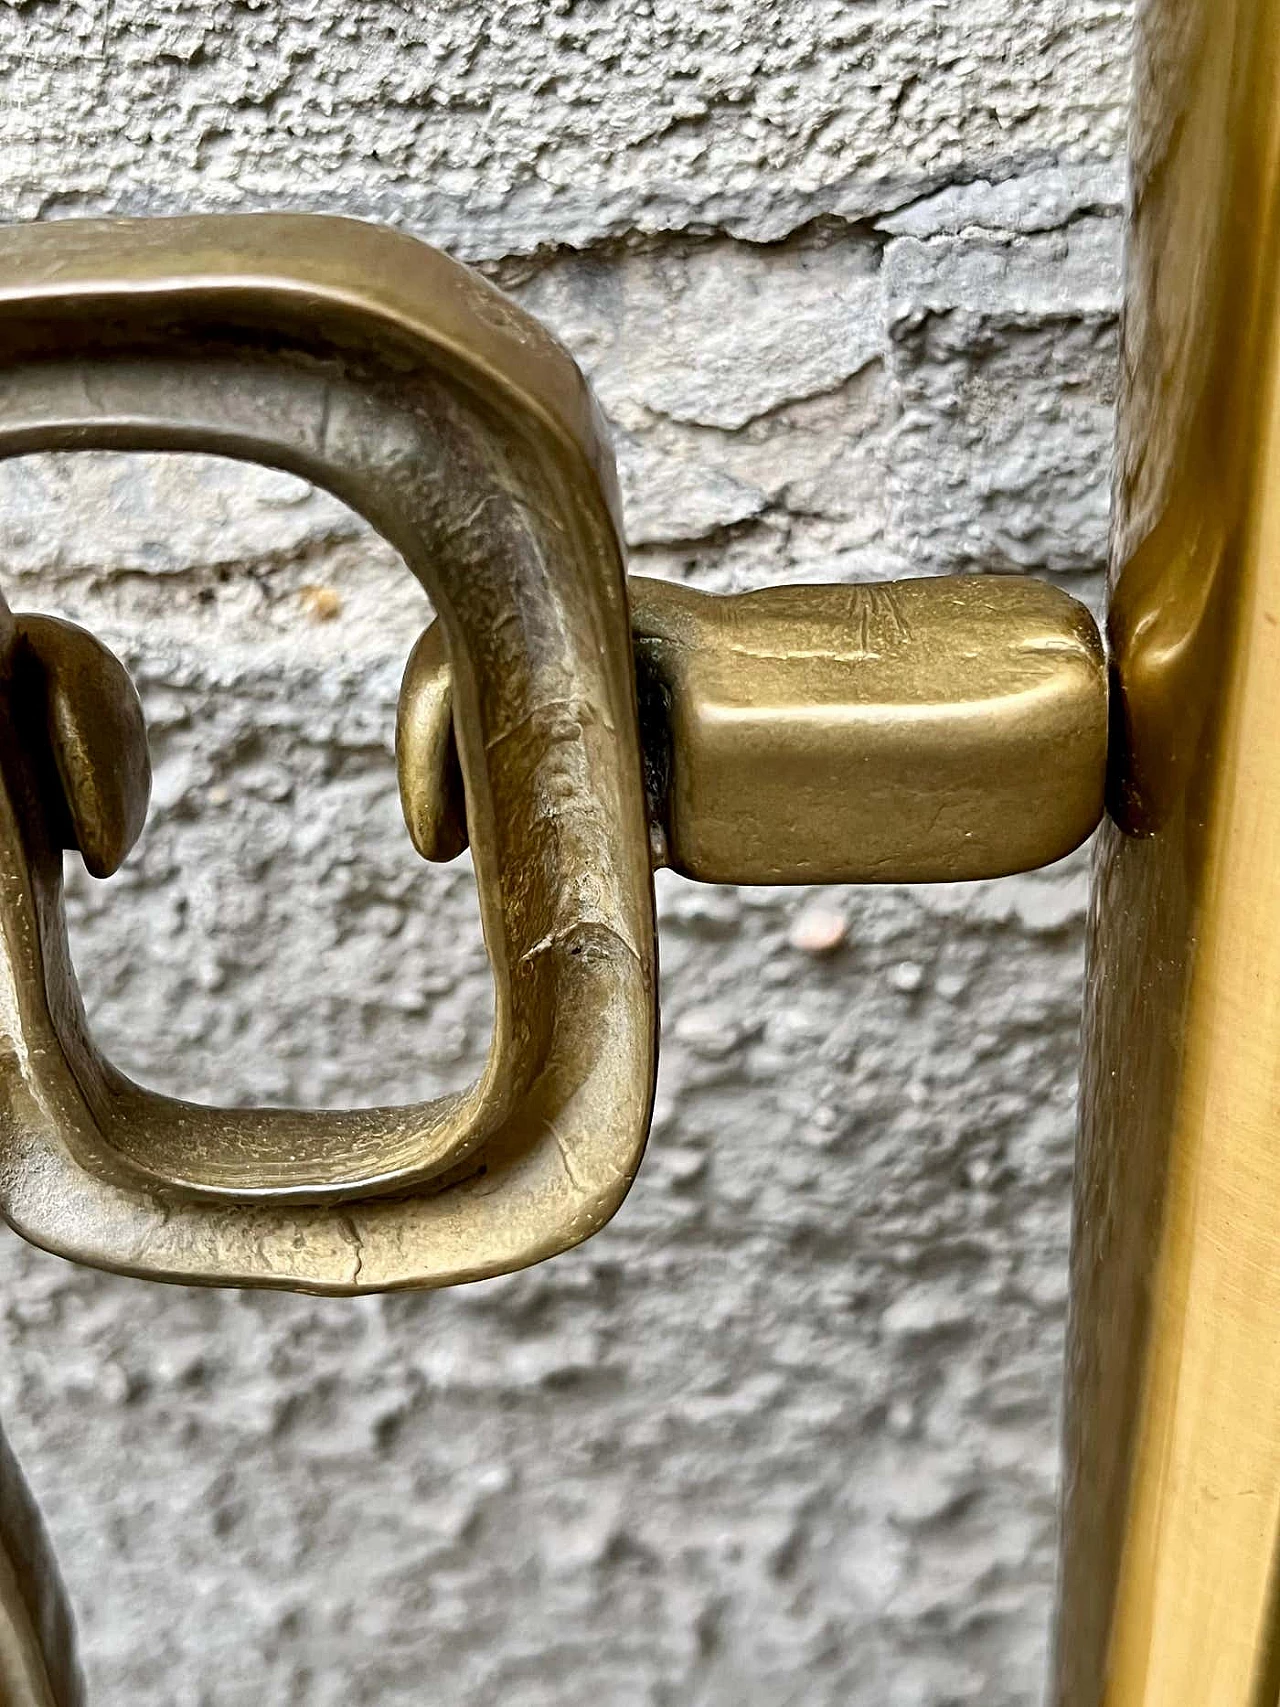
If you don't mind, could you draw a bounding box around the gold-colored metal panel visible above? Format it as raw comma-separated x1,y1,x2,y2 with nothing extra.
398,574,1107,884
0,214,657,1293
1055,0,1280,1700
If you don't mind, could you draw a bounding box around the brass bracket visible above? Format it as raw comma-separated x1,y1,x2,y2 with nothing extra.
0,213,1107,1299
400,573,1106,886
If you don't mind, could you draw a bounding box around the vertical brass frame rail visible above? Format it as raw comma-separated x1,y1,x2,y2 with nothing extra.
1055,0,1280,1700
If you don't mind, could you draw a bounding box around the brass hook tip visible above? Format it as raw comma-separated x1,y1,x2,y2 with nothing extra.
395,621,468,863
17,615,151,878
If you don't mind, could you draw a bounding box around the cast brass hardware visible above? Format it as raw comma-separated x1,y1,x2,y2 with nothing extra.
399,573,1106,885
0,213,1109,1306
0,213,657,1299
0,211,1112,1706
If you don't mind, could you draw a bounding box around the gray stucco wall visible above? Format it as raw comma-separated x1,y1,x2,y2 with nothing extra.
0,5,1132,1702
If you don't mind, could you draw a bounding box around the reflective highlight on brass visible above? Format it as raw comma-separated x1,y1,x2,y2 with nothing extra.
0,213,657,1294
1055,0,1280,1701
399,574,1107,884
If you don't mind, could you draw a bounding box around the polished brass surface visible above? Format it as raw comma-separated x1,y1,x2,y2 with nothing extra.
1054,0,1280,1701
0,213,657,1294
399,574,1107,884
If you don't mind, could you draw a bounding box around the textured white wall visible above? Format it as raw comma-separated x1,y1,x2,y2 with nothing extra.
0,4,1132,1703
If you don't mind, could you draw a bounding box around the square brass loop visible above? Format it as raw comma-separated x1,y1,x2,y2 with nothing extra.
0,215,657,1293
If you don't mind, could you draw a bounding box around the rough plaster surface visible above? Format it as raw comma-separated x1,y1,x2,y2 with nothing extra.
0,3,1133,1703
